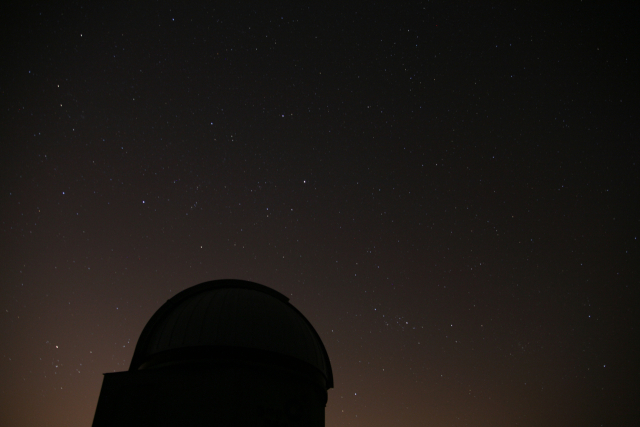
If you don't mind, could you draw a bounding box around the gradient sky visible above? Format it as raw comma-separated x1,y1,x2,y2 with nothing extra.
1,3,638,426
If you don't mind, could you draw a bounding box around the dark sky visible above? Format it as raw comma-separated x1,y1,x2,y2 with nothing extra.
1,2,638,426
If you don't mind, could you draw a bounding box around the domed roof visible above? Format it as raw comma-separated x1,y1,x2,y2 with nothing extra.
129,279,333,388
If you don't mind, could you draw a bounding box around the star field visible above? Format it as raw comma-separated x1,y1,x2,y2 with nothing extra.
1,3,638,426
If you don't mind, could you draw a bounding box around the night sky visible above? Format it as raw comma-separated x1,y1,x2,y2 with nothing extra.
1,3,638,426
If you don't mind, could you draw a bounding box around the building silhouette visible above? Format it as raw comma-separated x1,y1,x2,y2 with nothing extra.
92,279,333,426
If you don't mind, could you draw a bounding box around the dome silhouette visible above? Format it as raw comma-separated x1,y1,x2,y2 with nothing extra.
130,279,333,388
93,279,333,426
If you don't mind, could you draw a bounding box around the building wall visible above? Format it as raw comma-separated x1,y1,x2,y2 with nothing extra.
92,361,327,427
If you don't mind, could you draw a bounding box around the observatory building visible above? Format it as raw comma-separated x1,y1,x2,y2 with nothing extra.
92,279,333,426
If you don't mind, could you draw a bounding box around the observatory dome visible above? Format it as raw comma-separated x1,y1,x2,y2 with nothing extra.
129,279,333,389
